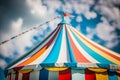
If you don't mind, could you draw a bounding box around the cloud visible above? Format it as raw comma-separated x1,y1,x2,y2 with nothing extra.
0,59,7,69
95,0,120,29
95,22,116,41
11,18,23,35
105,40,119,48
0,16,54,58
26,0,60,20
84,11,97,19
76,25,81,32
0,0,120,70
26,0,47,16
86,27,95,39
95,17,119,48
0,18,34,57
76,16,82,22
44,0,62,13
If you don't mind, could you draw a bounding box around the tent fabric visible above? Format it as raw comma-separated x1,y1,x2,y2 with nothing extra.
5,18,120,80
6,68,120,80
7,23,120,71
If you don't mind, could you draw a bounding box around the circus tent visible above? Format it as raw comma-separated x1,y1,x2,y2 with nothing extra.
5,15,120,80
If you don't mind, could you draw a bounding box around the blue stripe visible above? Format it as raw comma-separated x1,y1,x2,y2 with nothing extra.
39,69,49,80
69,27,114,64
108,70,118,80
6,26,59,69
65,26,77,67
43,25,63,63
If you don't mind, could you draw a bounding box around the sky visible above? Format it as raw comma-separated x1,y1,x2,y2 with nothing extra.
0,0,120,79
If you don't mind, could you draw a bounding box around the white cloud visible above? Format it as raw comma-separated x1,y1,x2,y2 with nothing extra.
95,23,116,41
44,0,62,13
11,18,23,35
0,0,119,64
95,22,119,48
76,16,82,22
0,59,7,69
93,0,120,48
95,0,120,29
84,11,97,19
105,40,119,48
26,0,60,20
80,0,95,5
48,17,61,30
26,0,47,16
0,18,35,57
62,2,73,13
75,25,81,32
86,27,95,39
73,3,90,14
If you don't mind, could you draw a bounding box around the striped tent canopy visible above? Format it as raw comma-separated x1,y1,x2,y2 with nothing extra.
5,16,120,80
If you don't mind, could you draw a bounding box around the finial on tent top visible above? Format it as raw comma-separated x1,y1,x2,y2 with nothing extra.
63,13,71,17
60,13,71,24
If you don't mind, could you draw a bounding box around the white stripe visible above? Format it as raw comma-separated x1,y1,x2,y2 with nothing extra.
10,27,59,69
9,57,30,69
56,25,70,64
28,33,57,65
11,73,15,80
18,73,23,80
21,40,55,69
30,70,40,80
48,71,58,80
71,26,120,57
72,69,85,80
27,26,61,65
28,27,59,57
21,26,60,69
68,26,98,63
77,63,98,68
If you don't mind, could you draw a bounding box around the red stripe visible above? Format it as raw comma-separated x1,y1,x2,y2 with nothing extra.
32,25,61,55
16,25,61,67
15,72,19,80
7,74,10,80
59,68,71,80
66,25,90,62
22,72,30,80
6,75,8,80
9,74,11,80
73,28,120,60
85,69,96,80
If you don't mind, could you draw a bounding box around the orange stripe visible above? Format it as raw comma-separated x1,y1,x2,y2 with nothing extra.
72,28,120,60
17,46,47,67
66,26,90,62
17,26,61,67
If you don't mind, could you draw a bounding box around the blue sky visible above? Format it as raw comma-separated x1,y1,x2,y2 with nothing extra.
0,0,120,79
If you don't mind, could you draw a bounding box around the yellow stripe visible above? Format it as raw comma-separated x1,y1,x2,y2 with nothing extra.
96,72,108,80
70,27,120,65
45,67,68,71
19,69,33,73
118,75,120,80
71,26,120,57
88,68,107,72
71,26,120,56
117,70,120,74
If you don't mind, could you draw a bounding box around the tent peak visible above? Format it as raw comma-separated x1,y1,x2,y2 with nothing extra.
60,13,71,24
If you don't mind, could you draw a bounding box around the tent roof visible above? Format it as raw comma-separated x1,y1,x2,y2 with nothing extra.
7,18,120,71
